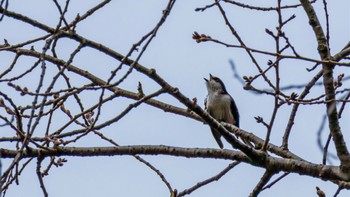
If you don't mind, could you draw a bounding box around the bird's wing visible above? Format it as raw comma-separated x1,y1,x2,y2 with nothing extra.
230,98,240,127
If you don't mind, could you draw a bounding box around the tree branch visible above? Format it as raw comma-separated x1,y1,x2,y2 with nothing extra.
249,170,276,197
299,0,350,172
1,146,349,182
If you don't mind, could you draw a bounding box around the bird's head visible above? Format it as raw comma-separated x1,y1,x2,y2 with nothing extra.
204,74,228,94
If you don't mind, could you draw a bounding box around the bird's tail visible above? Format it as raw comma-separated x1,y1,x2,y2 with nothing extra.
210,128,223,149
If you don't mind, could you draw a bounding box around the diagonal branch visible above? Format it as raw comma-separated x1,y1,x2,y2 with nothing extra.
282,70,323,149
249,170,276,197
177,161,241,196
299,0,350,172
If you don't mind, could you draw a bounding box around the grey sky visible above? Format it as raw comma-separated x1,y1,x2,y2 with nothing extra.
1,0,349,196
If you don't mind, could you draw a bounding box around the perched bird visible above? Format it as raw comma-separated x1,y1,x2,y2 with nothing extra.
204,74,239,149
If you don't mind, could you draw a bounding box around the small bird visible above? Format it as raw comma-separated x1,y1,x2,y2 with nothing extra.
204,74,240,149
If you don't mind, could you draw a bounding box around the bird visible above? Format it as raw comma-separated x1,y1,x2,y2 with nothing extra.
204,74,239,149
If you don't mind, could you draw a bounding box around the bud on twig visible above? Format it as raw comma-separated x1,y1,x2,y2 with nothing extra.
192,31,212,43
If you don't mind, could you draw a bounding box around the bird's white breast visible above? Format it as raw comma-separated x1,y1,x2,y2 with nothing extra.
206,93,234,124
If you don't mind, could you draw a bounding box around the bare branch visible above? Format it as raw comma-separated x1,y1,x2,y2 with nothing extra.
177,161,240,196
249,170,276,197
1,146,349,182
299,0,350,172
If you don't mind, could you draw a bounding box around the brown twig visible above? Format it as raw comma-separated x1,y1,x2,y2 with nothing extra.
177,161,240,196
36,155,48,197
261,172,289,190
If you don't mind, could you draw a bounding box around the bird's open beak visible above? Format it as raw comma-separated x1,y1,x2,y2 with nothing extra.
204,74,213,82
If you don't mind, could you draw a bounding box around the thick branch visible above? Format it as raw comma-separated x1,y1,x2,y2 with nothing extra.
299,0,350,172
1,146,349,182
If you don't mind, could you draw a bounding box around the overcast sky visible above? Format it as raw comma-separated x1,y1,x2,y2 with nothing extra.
1,0,349,196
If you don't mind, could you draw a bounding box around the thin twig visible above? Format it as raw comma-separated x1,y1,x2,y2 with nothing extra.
93,130,173,194
177,161,240,197
36,155,48,197
261,172,289,190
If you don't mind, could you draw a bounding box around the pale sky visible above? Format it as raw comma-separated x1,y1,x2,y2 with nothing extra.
1,1,349,196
